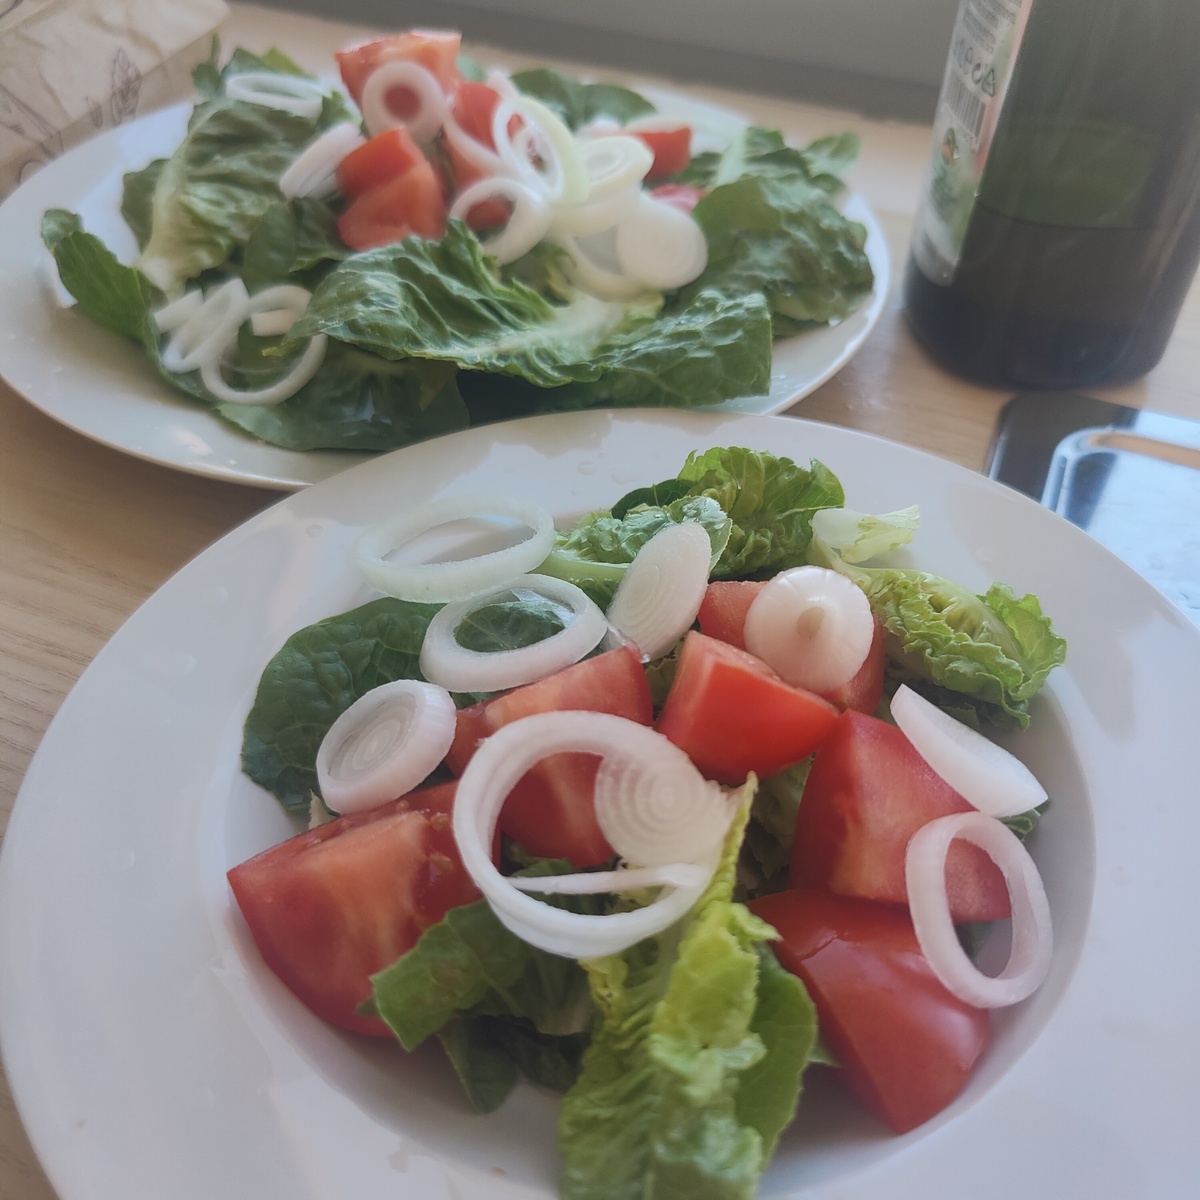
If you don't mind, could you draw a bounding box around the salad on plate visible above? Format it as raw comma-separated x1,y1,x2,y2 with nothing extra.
228,444,1066,1198
40,30,876,455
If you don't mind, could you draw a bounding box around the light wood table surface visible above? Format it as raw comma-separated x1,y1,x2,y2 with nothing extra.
3,6,1199,1198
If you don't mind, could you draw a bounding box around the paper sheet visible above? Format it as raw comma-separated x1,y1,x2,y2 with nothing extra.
0,0,230,195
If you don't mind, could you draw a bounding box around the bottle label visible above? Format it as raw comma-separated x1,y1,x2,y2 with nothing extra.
912,0,1034,283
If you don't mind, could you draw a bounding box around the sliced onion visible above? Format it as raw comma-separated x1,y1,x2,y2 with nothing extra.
906,811,1053,1007
556,234,649,302
250,308,300,337
577,134,654,199
449,177,552,264
615,193,709,291
226,71,328,119
280,122,365,199
452,712,724,957
420,574,607,693
509,862,710,894
441,109,505,177
606,521,711,660
354,494,556,602
548,182,641,237
316,680,457,815
160,278,249,373
198,284,327,407
593,740,733,866
743,565,874,694
151,289,203,333
491,95,587,204
891,685,1048,818
360,60,448,141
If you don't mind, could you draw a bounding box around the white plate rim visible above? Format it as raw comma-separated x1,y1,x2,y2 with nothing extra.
3,407,1196,1200
0,85,889,492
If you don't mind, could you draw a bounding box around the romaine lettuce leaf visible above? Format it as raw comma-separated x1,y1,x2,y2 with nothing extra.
808,533,1067,728
509,67,657,129
134,50,354,293
557,783,817,1200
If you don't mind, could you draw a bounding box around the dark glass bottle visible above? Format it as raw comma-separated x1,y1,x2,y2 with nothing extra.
903,0,1200,389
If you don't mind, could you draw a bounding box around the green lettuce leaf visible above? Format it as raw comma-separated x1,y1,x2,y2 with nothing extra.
538,495,732,609
808,533,1067,728
557,782,817,1200
509,67,657,129
134,50,354,292
676,446,846,577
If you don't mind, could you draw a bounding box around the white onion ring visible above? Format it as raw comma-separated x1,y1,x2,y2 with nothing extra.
316,679,457,815
420,574,607,693
593,742,733,867
151,289,203,333
548,182,641,238
197,284,327,407
449,177,552,264
160,278,249,374
577,134,654,200
225,71,328,118
606,521,712,660
743,565,874,694
906,811,1053,1008
354,494,556,603
509,862,710,894
615,193,709,291
360,60,448,141
452,712,722,957
892,685,1048,818
555,234,649,302
441,109,505,177
249,308,300,337
491,95,587,204
279,122,365,199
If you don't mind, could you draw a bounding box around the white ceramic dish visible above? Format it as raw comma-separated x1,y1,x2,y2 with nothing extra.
2,409,1198,1199
0,87,888,492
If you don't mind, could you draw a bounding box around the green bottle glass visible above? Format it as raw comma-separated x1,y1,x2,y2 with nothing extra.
903,0,1200,388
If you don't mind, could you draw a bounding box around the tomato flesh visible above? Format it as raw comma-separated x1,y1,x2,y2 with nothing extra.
749,887,991,1133
633,126,693,179
655,631,839,785
336,127,427,199
335,30,463,106
336,158,447,251
790,709,1011,921
227,781,478,1037
446,644,654,866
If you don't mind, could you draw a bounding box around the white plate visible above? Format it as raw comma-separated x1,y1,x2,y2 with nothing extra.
0,93,888,492
2,409,1198,1199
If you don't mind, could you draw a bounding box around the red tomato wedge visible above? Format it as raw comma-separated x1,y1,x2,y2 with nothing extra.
790,709,1011,922
655,631,839,785
227,781,479,1037
446,644,654,867
335,30,463,106
336,158,447,251
452,80,502,150
336,127,427,199
696,580,886,715
633,126,693,179
749,887,991,1134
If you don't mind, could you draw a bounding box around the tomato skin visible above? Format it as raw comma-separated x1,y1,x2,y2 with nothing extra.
452,80,502,149
818,615,887,715
445,645,654,867
633,127,693,179
336,127,427,199
335,30,463,106
695,579,764,648
790,709,1011,922
336,158,447,251
655,631,839,785
749,887,991,1134
227,781,479,1037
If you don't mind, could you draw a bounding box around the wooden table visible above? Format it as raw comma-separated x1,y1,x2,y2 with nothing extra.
2,6,1198,1198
